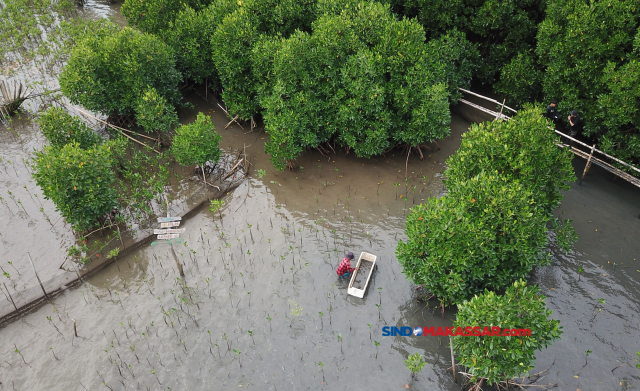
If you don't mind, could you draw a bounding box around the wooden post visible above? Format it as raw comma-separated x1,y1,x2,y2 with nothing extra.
579,144,596,186
494,98,506,122
27,253,49,302
3,282,22,318
170,244,185,277
449,336,457,383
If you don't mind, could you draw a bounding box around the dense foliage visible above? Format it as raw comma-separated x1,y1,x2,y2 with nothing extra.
38,107,102,149
32,107,171,232
171,112,222,167
495,0,640,171
397,107,576,305
211,0,317,120
59,24,181,117
261,1,477,170
397,173,549,305
135,87,180,134
453,280,562,386
445,106,575,214
121,0,213,38
32,141,120,232
385,0,546,81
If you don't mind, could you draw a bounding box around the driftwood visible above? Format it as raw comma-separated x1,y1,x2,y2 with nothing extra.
62,103,160,154
224,114,245,130
223,158,244,180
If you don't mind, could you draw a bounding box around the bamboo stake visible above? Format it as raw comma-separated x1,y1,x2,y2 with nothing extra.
449,336,457,383
27,252,49,302
224,115,245,130
170,244,185,277
3,282,22,318
61,103,160,152
494,98,506,122
579,144,596,185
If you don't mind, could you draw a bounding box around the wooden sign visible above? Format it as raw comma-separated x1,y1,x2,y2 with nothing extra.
157,233,180,239
161,221,180,228
154,228,186,234
151,238,184,246
157,216,182,223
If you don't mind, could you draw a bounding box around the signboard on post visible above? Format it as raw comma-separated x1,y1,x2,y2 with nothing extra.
154,228,186,234
157,216,182,223
158,233,180,240
161,221,181,228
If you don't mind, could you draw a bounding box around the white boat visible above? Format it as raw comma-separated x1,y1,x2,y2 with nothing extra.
347,252,377,298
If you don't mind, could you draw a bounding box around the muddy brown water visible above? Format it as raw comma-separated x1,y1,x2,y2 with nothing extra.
1,5,640,389
1,84,638,390
352,260,374,291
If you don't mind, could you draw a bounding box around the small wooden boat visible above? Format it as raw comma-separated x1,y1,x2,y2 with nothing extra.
347,252,377,298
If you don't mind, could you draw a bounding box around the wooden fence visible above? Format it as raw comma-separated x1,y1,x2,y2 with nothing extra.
457,88,640,188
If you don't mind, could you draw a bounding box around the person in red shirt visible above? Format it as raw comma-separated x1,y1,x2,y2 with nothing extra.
336,252,356,279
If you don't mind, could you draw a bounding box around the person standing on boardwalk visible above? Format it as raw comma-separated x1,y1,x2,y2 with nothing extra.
568,110,581,137
545,100,561,124
336,252,356,279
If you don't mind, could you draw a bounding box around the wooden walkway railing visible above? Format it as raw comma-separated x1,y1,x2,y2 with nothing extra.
457,88,640,188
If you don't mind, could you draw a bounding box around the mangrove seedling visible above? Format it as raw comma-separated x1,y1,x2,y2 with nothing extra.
318,311,324,330
374,341,380,359
584,350,592,367
405,352,426,379
266,314,272,332
318,361,325,383
338,333,343,354
232,349,242,368
248,330,255,345
257,169,266,178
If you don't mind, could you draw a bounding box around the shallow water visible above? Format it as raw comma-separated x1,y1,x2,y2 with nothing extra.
1,85,639,391
1,3,640,388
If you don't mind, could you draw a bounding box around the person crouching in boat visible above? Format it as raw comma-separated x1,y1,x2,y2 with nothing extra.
337,252,356,279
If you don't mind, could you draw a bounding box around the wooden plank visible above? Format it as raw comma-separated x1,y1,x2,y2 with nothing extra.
458,99,510,120
457,88,518,113
154,228,186,234
161,221,180,228
347,252,377,298
157,233,180,239
157,216,182,223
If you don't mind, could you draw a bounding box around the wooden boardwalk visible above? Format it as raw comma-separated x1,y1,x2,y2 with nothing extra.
457,88,640,188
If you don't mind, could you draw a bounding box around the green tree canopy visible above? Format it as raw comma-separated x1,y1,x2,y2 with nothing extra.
135,87,179,134
211,0,317,120
32,141,120,232
533,0,640,170
396,107,576,305
396,173,550,305
453,280,562,386
59,24,181,117
260,1,477,170
386,0,546,81
171,112,222,167
121,0,213,38
37,107,102,149
445,106,575,214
